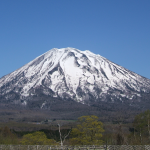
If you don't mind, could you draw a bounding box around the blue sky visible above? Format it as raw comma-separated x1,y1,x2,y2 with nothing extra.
0,0,150,79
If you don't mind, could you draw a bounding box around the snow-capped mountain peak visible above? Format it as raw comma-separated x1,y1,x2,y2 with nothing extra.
0,47,150,106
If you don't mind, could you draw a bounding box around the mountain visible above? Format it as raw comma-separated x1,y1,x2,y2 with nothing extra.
0,47,150,122
0,47,150,105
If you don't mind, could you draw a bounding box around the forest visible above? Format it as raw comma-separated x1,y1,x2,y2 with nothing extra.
1,110,150,146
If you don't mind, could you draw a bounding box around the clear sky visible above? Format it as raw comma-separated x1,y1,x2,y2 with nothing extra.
0,0,150,79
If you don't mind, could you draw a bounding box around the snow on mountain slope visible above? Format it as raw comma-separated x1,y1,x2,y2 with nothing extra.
0,47,150,106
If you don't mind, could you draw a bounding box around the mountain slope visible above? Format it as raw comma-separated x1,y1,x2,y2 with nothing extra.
0,47,150,108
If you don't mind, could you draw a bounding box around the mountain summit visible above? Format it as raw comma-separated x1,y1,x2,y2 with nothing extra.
0,47,150,108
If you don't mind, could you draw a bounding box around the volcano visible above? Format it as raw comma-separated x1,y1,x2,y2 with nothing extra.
0,47,150,122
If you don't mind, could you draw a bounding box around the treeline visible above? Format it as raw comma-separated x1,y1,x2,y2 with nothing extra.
0,126,18,144
1,111,150,145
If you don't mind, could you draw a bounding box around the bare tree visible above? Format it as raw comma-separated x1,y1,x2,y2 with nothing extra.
57,123,71,146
